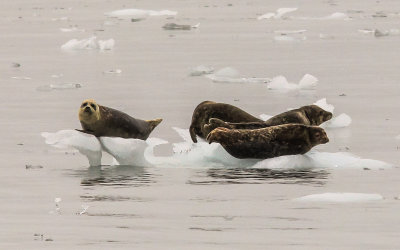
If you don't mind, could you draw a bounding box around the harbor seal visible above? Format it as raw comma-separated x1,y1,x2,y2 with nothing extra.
189,101,262,143
78,99,162,140
206,124,329,159
203,105,332,135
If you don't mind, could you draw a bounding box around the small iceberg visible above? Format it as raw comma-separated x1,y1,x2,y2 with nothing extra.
105,8,177,20
267,74,318,91
60,27,85,32
257,8,298,20
205,67,271,84
190,65,214,76
294,193,384,202
296,12,351,21
61,37,115,51
37,83,82,91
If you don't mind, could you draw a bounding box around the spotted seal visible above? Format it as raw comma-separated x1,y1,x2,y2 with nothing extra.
189,101,262,143
206,124,329,159
78,99,162,140
203,105,332,135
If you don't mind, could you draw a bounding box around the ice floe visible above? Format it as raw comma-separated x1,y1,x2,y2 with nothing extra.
294,193,384,202
296,12,351,21
190,65,214,76
36,83,82,91
60,27,85,32
61,37,115,51
267,74,318,91
11,76,31,80
105,8,177,20
43,126,391,169
205,67,271,84
257,8,298,20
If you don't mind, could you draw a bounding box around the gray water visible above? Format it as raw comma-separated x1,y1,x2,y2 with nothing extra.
1,0,400,249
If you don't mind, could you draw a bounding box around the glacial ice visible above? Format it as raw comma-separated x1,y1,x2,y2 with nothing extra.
294,193,384,202
61,37,115,51
257,8,298,20
36,83,82,91
314,98,352,128
105,8,177,20
43,126,391,170
205,67,271,84
190,65,214,76
266,74,318,91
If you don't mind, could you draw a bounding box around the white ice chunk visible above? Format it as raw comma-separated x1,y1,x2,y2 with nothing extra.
214,67,241,78
37,83,82,91
267,75,298,90
323,12,350,20
259,114,273,121
258,8,298,20
11,76,31,80
205,67,271,84
60,27,85,32
98,39,115,50
61,37,98,50
99,137,149,166
253,151,391,170
314,98,334,113
190,65,214,76
41,130,102,166
298,74,318,89
323,113,352,128
294,193,384,202
105,8,177,20
61,37,115,51
274,29,307,35
358,29,375,34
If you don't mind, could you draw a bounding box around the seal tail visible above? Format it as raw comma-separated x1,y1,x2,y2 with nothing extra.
146,118,163,133
189,125,198,143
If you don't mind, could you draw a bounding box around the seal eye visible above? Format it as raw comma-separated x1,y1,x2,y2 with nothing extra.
81,102,88,108
90,103,96,110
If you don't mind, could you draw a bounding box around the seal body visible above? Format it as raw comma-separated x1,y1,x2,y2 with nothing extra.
203,105,332,134
78,99,162,140
189,101,262,143
206,124,329,159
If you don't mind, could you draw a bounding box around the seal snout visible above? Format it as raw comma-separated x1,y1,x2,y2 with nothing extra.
84,106,92,113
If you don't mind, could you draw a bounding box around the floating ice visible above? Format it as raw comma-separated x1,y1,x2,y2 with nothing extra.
98,39,115,50
254,151,391,170
41,130,102,166
77,205,89,215
37,83,82,91
60,27,85,32
11,76,31,80
358,29,375,34
52,17,69,21
294,193,384,202
322,113,352,128
61,37,115,51
314,98,334,113
274,29,307,35
206,67,271,84
190,65,214,76
43,127,390,169
259,114,273,121
258,8,298,20
298,74,318,89
105,8,177,20
296,12,351,21
51,74,63,78
267,74,318,90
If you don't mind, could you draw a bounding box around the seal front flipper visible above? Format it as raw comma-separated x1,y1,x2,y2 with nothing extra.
75,129,96,136
203,118,231,137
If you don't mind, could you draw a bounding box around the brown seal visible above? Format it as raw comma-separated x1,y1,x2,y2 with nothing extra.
206,124,329,159
78,99,162,140
189,101,263,143
203,105,332,135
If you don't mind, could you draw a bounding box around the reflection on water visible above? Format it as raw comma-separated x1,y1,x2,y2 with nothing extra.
188,168,329,186
64,165,156,187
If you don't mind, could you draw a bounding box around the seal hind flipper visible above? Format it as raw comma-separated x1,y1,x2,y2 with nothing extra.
146,118,163,133
189,125,198,143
